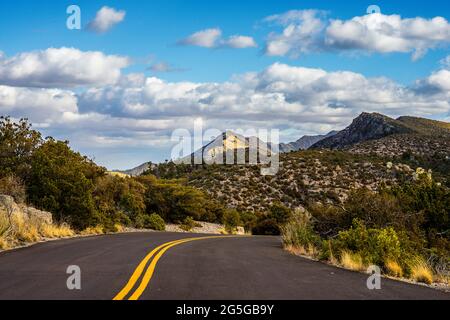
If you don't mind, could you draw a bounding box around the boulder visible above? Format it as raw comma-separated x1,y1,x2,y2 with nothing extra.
0,195,27,221
0,194,53,224
21,206,53,225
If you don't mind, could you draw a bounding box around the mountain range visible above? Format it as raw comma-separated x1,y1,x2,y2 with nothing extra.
120,112,450,176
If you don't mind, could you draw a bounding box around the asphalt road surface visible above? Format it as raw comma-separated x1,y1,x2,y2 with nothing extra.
0,232,448,300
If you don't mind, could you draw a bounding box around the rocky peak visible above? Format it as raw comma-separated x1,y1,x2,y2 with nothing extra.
311,112,412,149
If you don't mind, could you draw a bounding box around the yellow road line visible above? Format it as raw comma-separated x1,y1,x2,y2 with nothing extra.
113,238,188,300
113,236,227,300
128,236,225,300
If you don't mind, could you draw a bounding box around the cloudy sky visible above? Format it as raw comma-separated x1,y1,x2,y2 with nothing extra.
0,0,449,169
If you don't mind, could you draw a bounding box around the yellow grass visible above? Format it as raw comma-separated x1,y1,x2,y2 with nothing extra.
12,215,39,242
385,259,403,278
0,236,8,250
0,210,10,236
286,244,318,257
40,223,75,238
80,225,104,235
328,240,337,265
340,251,366,271
0,210,76,248
114,224,125,233
410,258,433,284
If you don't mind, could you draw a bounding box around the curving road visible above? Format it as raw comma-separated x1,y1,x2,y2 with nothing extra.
0,232,448,300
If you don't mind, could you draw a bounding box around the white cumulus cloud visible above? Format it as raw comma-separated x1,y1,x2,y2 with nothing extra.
179,28,257,49
0,47,130,88
87,6,126,33
221,35,258,48
178,28,222,48
264,10,450,60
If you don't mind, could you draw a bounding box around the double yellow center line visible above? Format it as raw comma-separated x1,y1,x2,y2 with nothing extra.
113,236,227,300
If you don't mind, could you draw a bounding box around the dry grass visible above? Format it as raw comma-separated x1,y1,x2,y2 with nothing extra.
114,224,125,233
0,236,8,250
0,210,10,237
12,215,40,242
385,259,403,278
0,209,76,249
286,244,318,258
80,225,104,235
40,223,75,238
340,251,366,271
410,258,434,284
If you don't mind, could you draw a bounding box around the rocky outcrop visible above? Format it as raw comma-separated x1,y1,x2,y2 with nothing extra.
311,113,412,149
0,195,52,224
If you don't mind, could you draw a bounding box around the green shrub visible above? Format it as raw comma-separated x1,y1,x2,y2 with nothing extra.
334,219,403,266
239,211,258,232
27,139,105,230
144,213,165,231
282,211,320,248
223,209,241,233
179,216,200,231
269,202,292,224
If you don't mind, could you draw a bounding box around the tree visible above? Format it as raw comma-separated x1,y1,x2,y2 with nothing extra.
27,139,104,230
0,117,42,178
223,209,241,233
93,175,146,226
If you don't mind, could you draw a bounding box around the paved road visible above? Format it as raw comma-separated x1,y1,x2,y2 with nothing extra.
0,232,448,300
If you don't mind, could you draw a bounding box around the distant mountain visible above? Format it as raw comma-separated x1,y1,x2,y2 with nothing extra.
178,130,273,164
279,131,338,153
118,162,152,177
311,113,414,149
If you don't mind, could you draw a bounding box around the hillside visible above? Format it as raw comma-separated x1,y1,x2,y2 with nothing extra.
144,112,450,212
147,150,417,213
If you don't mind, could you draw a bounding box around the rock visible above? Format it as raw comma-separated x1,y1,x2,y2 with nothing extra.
20,206,53,224
236,227,245,235
0,194,53,224
0,195,26,221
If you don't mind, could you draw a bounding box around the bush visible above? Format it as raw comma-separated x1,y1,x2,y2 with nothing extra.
223,209,240,233
334,219,403,266
282,210,320,249
179,216,200,231
239,211,258,232
144,213,165,231
269,202,292,224
137,176,217,223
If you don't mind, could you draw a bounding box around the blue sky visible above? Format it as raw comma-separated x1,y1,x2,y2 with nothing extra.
0,0,449,169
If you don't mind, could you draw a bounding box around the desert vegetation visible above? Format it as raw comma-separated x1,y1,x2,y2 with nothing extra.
282,172,449,286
